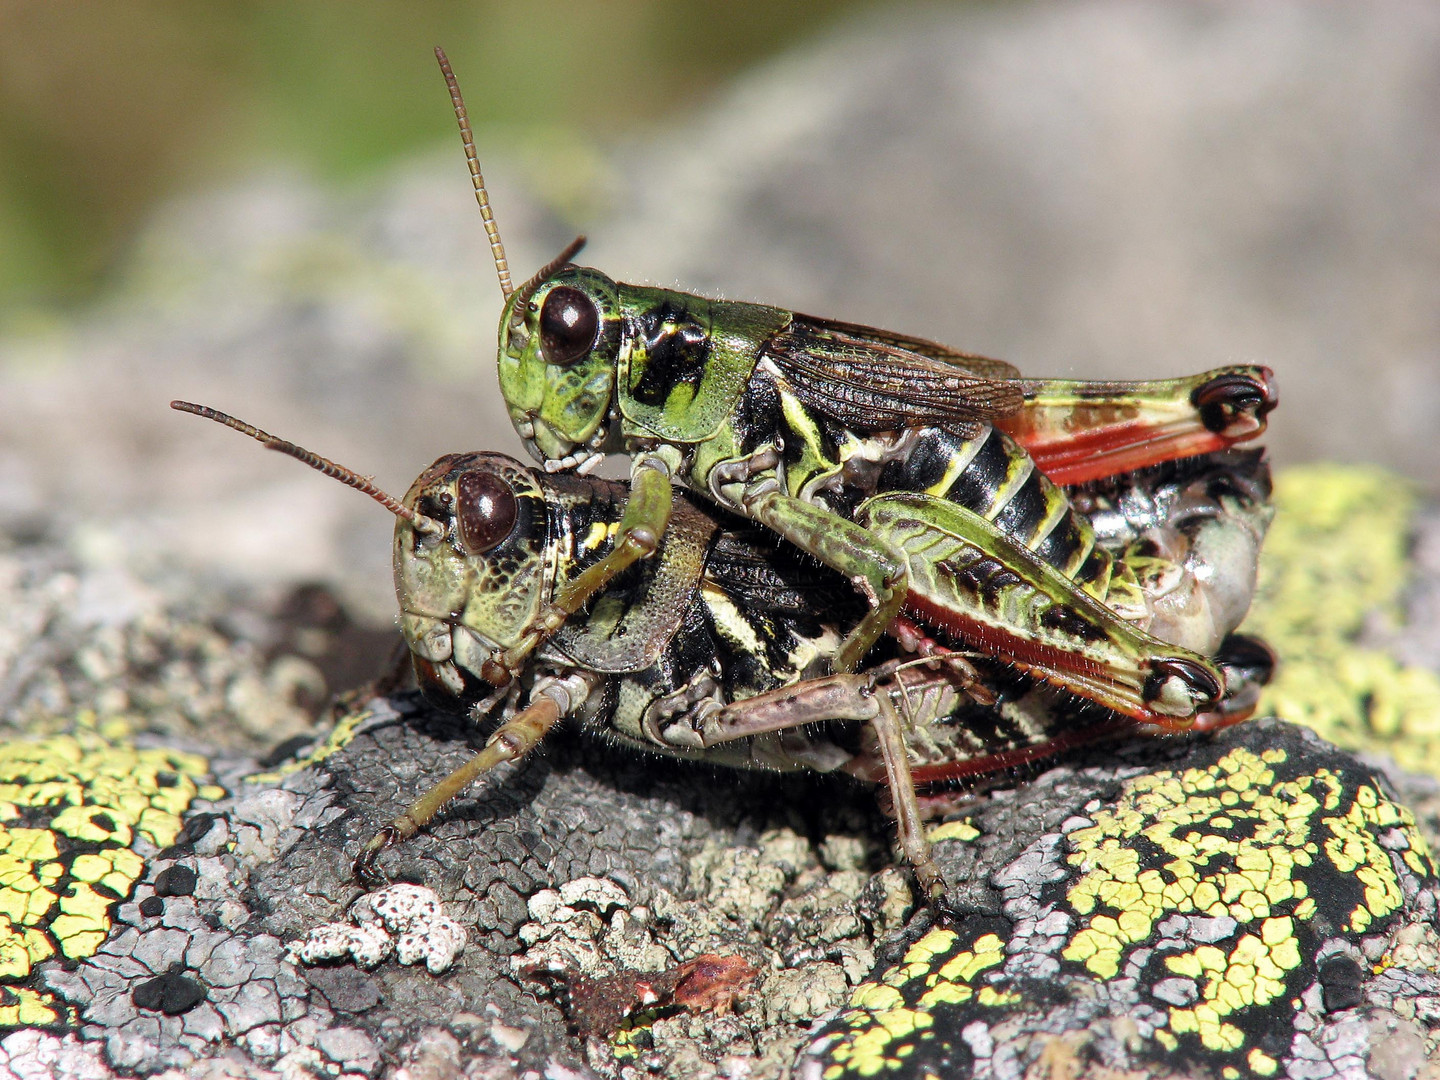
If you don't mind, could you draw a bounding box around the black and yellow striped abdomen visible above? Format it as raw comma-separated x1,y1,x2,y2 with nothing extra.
876,425,1109,583
765,384,1129,608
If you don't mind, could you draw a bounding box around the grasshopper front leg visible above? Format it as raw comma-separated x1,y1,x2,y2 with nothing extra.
353,671,599,883
494,457,674,679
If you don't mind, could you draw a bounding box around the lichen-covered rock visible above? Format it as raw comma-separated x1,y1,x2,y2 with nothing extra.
801,719,1440,1080
4,460,1440,1079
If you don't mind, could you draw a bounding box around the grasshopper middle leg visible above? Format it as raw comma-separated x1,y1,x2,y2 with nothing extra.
742,487,910,673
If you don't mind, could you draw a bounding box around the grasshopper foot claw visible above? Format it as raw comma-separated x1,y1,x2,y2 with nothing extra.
353,825,400,887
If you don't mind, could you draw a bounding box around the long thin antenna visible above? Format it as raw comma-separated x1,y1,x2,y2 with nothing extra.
510,235,588,318
435,46,513,299
171,401,444,537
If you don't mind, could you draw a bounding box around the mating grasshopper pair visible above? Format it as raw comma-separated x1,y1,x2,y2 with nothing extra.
174,401,1271,896
174,50,1276,897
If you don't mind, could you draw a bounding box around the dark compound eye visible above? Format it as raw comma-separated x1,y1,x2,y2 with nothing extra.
456,471,518,554
538,285,599,367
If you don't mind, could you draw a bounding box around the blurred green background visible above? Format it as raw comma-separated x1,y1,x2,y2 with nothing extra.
0,0,878,318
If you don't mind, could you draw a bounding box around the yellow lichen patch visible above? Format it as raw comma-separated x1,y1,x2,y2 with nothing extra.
928,819,979,843
0,713,215,1027
915,934,1006,1008
0,985,63,1027
1065,748,1322,975
880,928,957,989
1248,466,1440,778
1163,918,1302,1051
1321,782,1430,931
1062,744,1431,1057
1248,1049,1279,1077
828,925,1008,1073
243,703,379,784
824,1004,934,1078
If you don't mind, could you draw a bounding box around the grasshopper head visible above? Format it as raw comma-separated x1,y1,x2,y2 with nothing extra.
394,452,553,709
498,264,622,474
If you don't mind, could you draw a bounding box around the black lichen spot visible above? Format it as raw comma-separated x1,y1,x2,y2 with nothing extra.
154,865,198,898
155,771,179,788
1318,954,1365,1012
138,896,165,918
178,813,218,847
133,966,206,1015
89,812,116,834
258,734,314,769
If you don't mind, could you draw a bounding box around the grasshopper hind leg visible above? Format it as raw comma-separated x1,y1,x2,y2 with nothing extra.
867,693,945,899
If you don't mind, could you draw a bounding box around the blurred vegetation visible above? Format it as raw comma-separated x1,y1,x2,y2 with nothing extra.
0,0,876,315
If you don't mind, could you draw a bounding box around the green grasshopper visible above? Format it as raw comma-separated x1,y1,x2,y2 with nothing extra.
171,401,1272,896
433,50,1277,729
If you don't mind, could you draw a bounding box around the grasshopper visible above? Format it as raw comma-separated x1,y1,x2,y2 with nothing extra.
432,50,1277,728
172,401,1272,896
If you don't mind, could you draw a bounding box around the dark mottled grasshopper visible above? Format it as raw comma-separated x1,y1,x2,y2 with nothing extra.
378,446,1273,895
433,49,1277,728
170,401,1272,895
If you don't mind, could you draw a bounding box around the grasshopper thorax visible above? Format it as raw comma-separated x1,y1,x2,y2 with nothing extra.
395,452,554,707
498,265,623,474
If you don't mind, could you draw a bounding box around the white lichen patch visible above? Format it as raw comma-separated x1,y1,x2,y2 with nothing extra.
515,876,670,978
557,875,630,915
288,883,466,975
291,920,395,970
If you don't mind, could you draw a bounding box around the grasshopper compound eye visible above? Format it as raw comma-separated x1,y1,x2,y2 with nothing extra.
538,286,599,367
456,470,518,554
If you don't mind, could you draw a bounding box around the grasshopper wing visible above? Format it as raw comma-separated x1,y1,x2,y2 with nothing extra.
797,316,1022,380
763,315,1023,437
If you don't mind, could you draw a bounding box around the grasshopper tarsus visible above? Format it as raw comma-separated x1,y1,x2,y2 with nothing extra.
352,825,401,888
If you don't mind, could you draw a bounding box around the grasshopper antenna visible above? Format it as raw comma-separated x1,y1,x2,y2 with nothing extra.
435,46,513,300
171,401,444,537
510,235,588,318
